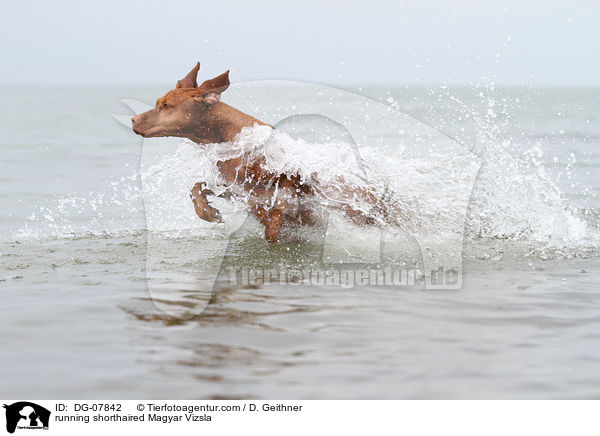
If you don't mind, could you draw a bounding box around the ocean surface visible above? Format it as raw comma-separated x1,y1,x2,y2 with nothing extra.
1,84,599,399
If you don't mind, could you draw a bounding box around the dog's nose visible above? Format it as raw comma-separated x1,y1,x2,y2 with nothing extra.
131,115,141,124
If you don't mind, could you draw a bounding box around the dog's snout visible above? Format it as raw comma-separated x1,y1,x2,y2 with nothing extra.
131,115,141,124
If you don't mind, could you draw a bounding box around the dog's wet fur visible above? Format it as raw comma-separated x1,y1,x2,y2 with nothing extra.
131,62,381,242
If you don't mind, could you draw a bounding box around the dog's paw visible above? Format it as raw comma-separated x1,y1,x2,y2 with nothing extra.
191,182,215,199
201,205,223,223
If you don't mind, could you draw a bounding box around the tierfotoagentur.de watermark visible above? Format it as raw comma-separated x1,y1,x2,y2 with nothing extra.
226,266,460,289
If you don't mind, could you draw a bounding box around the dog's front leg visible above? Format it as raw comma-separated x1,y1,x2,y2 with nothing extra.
190,182,222,223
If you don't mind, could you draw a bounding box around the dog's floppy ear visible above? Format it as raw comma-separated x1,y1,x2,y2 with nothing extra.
176,62,200,88
195,70,230,104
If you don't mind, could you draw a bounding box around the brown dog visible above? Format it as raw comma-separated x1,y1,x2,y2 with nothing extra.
131,63,382,242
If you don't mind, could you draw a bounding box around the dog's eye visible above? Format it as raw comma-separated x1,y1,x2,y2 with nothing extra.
161,103,169,110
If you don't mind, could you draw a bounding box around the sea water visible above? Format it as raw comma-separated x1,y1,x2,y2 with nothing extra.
1,85,599,398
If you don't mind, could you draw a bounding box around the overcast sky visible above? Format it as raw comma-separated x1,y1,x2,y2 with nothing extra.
1,0,598,86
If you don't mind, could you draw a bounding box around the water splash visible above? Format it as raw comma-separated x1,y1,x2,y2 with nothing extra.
12,84,600,262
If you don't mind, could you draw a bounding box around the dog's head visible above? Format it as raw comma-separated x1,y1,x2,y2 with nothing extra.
131,62,230,142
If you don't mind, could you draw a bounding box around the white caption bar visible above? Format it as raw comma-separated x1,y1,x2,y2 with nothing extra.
0,400,597,436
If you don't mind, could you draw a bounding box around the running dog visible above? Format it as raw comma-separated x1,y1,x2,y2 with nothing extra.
131,62,385,242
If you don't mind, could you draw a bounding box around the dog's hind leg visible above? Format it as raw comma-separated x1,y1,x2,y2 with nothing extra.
265,209,285,243
190,182,222,222
339,204,377,226
248,200,270,227
264,179,298,243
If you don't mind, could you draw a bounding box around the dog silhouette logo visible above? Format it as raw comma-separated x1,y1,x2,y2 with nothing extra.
3,402,50,433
